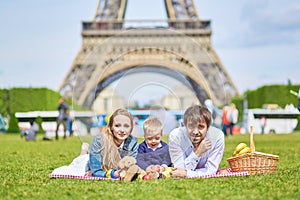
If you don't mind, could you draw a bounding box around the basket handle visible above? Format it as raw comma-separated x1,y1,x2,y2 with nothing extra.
250,125,255,152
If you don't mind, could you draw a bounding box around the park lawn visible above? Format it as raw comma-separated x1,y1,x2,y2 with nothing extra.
0,132,300,200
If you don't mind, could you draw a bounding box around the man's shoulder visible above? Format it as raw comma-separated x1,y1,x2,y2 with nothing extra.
207,126,224,141
170,127,186,136
169,127,187,141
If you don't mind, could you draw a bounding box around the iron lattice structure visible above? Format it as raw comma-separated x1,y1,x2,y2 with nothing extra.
59,0,239,108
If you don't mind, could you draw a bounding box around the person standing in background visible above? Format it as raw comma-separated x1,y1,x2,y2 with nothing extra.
55,97,69,140
259,116,267,134
66,109,74,137
221,106,230,136
228,103,238,136
222,103,238,136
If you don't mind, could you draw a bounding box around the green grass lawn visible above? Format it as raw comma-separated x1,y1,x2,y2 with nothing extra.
1,132,300,200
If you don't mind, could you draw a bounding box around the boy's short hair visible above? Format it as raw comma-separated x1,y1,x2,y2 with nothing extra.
143,117,163,138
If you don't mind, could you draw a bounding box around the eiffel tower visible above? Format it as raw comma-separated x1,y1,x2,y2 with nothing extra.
59,0,239,108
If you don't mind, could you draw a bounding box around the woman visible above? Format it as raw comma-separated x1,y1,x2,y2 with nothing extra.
86,108,138,178
51,108,138,178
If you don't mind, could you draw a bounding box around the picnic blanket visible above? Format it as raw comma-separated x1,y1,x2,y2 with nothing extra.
190,168,249,179
48,168,249,180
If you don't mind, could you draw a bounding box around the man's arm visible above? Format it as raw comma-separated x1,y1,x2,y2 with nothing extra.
168,130,186,168
186,134,224,177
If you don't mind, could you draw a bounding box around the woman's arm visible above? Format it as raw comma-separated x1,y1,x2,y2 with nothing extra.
89,135,107,177
126,136,139,158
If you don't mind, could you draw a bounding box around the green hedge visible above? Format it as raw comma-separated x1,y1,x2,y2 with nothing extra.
245,84,299,109
0,89,9,117
235,84,300,129
0,88,61,132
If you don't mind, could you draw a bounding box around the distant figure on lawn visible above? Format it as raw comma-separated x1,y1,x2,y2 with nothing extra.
20,119,39,141
222,103,238,136
168,105,225,178
259,116,267,134
55,97,69,140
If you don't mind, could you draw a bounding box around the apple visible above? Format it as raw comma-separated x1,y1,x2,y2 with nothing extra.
217,168,229,175
142,174,152,180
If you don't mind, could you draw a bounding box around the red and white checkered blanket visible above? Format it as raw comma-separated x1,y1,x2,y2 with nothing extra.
49,168,249,180
48,174,120,180
190,168,249,179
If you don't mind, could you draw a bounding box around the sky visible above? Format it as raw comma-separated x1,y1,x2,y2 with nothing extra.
0,0,299,105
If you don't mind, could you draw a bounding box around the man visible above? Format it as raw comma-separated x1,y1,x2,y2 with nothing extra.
169,105,225,178
55,97,69,140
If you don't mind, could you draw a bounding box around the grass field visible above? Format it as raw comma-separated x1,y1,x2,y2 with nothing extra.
1,131,300,200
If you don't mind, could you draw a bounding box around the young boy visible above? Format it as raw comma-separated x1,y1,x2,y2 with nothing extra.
136,117,172,170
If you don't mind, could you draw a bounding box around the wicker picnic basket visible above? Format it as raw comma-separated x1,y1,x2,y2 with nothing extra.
227,126,279,175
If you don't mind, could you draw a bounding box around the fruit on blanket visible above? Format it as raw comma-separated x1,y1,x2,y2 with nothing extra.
161,167,173,178
142,174,152,180
233,143,250,156
217,168,229,175
232,150,238,156
237,146,251,156
235,143,247,152
137,171,147,180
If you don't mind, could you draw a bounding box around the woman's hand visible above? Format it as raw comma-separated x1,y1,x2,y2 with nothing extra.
170,167,187,178
84,171,92,177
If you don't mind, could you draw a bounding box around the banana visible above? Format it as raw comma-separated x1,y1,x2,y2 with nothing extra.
232,150,238,156
237,146,251,156
235,143,247,154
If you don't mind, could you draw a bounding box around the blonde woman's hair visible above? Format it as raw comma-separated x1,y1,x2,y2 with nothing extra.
101,108,133,170
143,117,163,138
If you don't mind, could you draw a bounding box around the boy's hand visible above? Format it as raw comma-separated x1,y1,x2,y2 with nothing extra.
114,170,120,178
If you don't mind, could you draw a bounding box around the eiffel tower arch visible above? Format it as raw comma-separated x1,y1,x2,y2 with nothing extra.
59,0,239,108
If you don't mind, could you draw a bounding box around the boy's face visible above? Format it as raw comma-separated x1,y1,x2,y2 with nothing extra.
145,133,162,149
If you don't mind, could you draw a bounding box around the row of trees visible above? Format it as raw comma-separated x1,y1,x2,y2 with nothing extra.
1,84,300,132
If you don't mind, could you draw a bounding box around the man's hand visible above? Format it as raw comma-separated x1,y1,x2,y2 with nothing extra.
170,167,187,178
194,138,212,157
